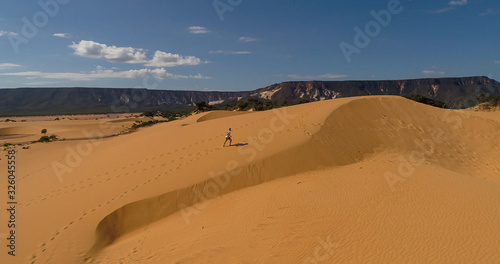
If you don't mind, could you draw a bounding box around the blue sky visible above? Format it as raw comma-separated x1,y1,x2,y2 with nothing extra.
0,0,498,91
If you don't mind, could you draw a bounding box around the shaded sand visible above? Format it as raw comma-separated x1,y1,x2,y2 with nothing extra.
196,110,250,123
1,96,499,264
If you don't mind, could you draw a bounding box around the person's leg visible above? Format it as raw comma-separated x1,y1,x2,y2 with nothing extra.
223,137,227,147
229,137,232,146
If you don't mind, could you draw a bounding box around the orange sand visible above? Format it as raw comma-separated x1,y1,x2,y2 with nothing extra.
1,96,499,263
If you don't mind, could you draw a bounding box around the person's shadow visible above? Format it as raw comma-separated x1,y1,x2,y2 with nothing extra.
231,142,248,147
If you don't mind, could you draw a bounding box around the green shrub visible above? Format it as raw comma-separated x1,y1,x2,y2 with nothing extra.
38,134,57,143
224,98,281,111
41,129,47,134
406,95,448,108
195,101,213,112
39,136,51,142
476,94,500,106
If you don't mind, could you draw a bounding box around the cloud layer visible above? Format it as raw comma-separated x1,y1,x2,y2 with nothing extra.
53,33,70,38
449,0,467,6
70,40,147,64
188,26,210,34
0,63,21,70
288,73,347,80
69,40,205,67
422,70,446,76
145,51,203,67
239,37,258,42
429,0,468,14
0,30,17,37
209,50,251,55
0,66,211,81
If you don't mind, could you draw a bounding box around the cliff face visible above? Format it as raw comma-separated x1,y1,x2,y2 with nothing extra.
0,76,498,115
251,76,500,108
0,88,249,115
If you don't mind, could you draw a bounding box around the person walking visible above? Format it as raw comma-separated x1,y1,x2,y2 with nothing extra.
223,128,232,147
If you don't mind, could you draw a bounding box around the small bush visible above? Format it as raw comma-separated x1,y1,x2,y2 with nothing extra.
476,94,500,106
224,98,281,111
41,129,47,134
195,101,213,112
406,95,448,108
38,134,57,143
39,136,51,142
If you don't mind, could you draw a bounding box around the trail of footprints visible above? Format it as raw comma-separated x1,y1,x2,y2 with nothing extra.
7,114,275,196
30,116,275,263
24,142,215,207
0,155,69,194
298,103,324,137
32,112,313,263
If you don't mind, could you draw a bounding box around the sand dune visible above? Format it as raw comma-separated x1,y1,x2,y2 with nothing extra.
1,96,499,263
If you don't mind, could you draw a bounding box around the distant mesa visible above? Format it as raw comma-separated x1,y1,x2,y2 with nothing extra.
0,76,498,116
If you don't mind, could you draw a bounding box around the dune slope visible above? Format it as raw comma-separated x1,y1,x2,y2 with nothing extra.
92,96,500,263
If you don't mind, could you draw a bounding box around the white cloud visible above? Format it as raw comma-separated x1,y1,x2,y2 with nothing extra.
188,26,210,34
494,61,500,64
53,33,69,38
239,37,258,42
209,50,251,55
430,0,468,14
288,73,348,80
429,7,455,14
449,0,467,6
69,40,147,64
0,66,211,81
0,63,21,70
69,40,205,67
480,8,495,16
0,30,17,37
24,81,61,86
422,70,446,76
145,51,205,67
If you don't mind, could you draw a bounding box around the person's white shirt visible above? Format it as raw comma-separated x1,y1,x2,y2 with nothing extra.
226,129,231,138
